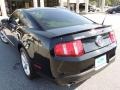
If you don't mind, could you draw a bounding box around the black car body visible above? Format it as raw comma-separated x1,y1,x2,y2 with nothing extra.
0,8,117,86
106,5,120,14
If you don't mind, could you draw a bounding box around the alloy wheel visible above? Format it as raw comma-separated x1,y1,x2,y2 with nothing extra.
21,51,31,76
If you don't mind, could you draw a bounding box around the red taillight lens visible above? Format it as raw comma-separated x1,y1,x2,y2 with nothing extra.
54,40,84,57
109,32,116,43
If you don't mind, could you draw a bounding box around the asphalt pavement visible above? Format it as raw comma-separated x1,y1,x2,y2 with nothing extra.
0,40,73,90
0,14,120,90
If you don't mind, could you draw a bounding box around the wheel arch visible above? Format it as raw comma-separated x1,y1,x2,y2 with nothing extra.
18,42,25,52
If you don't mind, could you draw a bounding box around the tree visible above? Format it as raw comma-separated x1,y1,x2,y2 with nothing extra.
90,0,120,6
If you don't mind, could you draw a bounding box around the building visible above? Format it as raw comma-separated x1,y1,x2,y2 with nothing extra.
0,0,105,16
0,0,59,15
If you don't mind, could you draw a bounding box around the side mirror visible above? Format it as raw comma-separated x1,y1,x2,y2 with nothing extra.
8,19,18,31
10,23,17,31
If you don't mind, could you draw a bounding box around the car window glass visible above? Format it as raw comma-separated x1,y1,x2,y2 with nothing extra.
27,9,94,30
19,14,33,28
9,11,19,25
117,6,120,10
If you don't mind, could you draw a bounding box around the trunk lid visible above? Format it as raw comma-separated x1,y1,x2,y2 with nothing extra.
49,24,113,54
47,24,104,38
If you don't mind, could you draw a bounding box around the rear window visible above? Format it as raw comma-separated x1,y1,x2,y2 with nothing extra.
27,8,93,30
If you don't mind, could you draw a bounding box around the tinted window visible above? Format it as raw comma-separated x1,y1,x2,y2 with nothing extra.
9,11,19,25
117,6,120,10
27,8,93,30
19,14,33,28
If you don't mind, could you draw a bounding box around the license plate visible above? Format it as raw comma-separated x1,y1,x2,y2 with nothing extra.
95,55,107,70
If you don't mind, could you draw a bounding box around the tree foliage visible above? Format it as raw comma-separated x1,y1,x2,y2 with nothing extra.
90,0,120,6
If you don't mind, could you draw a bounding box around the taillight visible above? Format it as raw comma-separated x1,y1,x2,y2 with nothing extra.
109,31,116,43
54,40,84,57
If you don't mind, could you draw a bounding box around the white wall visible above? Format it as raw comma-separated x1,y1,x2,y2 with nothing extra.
70,0,85,3
0,0,7,16
62,0,85,3
61,0,85,4
33,0,38,7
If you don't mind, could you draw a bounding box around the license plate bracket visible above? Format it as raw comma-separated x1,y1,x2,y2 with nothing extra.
95,55,107,70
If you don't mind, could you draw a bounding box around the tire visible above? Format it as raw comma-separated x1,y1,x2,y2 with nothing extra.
0,30,9,44
20,48,35,79
112,11,116,14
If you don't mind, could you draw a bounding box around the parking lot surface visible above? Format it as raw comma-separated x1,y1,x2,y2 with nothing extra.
0,14,120,90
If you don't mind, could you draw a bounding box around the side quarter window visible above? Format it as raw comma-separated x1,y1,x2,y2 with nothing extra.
19,14,33,28
116,6,120,10
9,11,33,29
9,11,19,25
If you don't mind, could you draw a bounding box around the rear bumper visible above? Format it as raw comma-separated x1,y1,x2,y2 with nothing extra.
55,56,115,86
50,43,116,85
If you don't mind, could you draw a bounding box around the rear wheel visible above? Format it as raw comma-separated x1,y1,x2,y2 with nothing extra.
112,11,116,14
20,48,35,79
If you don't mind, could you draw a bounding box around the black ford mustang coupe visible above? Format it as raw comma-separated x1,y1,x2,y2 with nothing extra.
0,8,117,86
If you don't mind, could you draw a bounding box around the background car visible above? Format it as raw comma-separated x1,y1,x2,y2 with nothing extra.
0,8,117,86
106,5,120,14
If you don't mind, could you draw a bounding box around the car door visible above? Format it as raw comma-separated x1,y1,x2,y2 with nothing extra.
13,12,40,62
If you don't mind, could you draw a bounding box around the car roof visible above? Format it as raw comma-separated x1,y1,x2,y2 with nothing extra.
18,7,65,12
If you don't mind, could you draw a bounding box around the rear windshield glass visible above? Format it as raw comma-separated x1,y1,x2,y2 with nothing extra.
27,8,93,30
